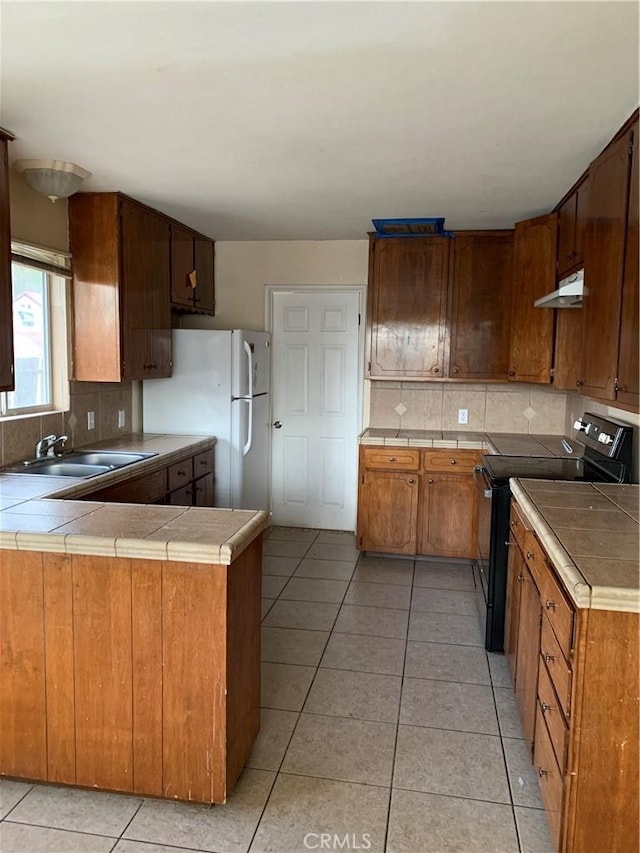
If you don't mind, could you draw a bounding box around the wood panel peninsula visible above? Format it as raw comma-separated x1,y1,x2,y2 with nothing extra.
0,434,268,804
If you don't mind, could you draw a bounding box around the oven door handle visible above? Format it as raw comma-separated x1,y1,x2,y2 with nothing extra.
473,464,493,498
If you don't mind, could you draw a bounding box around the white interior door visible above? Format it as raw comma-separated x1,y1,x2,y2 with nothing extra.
270,289,362,530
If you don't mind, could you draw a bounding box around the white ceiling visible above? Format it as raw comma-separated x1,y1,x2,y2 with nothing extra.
1,1,638,240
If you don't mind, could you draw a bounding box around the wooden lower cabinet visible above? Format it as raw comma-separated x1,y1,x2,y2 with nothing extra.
506,500,639,851
356,446,479,558
0,539,262,803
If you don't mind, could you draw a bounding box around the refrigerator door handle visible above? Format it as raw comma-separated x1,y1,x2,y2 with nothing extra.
242,398,253,456
243,340,254,399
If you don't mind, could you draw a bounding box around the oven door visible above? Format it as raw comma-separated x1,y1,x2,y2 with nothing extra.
472,465,494,642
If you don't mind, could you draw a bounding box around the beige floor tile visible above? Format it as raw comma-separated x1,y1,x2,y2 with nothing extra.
263,539,311,558
304,667,401,723
280,576,349,603
261,555,300,577
394,725,510,803
352,557,414,586
261,626,329,666
262,575,288,598
321,633,406,675
488,652,513,688
246,708,299,772
314,530,356,545
282,713,396,786
387,789,519,853
494,687,525,739
408,611,483,646
344,581,411,610
250,774,388,853
404,641,490,684
262,599,339,631
261,598,275,620
514,807,555,853
0,823,115,852
266,527,319,543
7,784,142,836
124,769,275,853
261,662,316,711
334,604,409,639
503,737,544,808
114,842,199,853
410,587,477,616
306,542,359,563
413,562,475,591
0,779,32,819
294,558,356,581
400,678,498,734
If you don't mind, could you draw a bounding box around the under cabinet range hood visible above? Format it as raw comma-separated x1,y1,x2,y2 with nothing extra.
534,269,584,308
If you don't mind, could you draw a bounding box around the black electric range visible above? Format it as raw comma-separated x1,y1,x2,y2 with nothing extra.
473,413,633,652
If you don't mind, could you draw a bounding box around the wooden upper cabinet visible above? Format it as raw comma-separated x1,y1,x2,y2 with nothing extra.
171,224,195,309
448,231,514,381
508,213,558,384
366,236,450,379
556,176,589,279
70,193,172,382
193,236,215,314
616,120,639,409
0,130,14,392
581,128,633,401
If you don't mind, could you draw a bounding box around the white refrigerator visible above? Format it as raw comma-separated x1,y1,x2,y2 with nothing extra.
142,329,271,511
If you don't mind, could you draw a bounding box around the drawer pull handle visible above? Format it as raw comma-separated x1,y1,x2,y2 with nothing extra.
200,460,207,466
540,702,553,714
546,600,557,611
389,456,396,462
526,551,533,560
177,470,186,476
544,653,555,663
538,768,550,778
517,572,524,581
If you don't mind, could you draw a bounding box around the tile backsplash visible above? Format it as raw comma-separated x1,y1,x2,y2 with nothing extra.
0,381,133,467
368,381,568,434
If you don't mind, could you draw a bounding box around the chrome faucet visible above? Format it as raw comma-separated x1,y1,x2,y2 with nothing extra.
34,434,68,459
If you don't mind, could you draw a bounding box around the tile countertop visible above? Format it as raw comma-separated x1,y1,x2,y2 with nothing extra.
0,433,268,565
510,479,640,613
358,428,584,456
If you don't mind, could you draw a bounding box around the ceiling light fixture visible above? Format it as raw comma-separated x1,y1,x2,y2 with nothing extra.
14,159,91,202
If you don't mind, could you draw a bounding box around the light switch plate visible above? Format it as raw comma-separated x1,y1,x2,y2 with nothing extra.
118,409,126,428
458,408,469,425
87,410,95,430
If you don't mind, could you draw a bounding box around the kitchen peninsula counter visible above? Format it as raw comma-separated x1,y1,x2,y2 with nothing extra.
0,433,267,805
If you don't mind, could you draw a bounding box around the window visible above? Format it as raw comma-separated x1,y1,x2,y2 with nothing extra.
0,242,71,418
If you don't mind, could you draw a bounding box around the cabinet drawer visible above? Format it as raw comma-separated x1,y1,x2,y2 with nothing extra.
168,457,194,491
422,450,480,473
538,565,575,663
523,529,547,593
538,655,569,772
510,501,529,553
533,705,564,851
88,469,167,504
193,449,214,477
361,447,420,471
540,614,572,719
168,485,194,506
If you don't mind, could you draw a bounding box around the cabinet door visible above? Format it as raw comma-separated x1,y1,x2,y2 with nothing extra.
120,200,149,380
146,212,172,378
358,470,418,554
193,237,215,315
367,237,450,379
504,538,523,684
448,233,514,380
509,213,557,383
0,134,14,391
514,563,541,754
553,309,584,391
418,473,478,559
581,130,632,400
556,178,588,279
193,472,214,507
616,121,639,409
171,224,195,308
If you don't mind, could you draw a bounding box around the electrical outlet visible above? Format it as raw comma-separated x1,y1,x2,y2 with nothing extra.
458,408,469,425
87,410,95,430
118,409,126,429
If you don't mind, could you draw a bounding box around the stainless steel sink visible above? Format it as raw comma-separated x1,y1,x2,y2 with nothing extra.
3,450,157,478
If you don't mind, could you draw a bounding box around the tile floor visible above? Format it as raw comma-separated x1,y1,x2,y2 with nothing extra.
0,527,554,853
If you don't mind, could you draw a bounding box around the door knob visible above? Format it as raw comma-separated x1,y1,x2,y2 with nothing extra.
273,421,282,429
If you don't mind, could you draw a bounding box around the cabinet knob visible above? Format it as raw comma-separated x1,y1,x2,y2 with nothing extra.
545,600,557,611
508,370,516,377
576,379,584,388
517,572,524,581
450,459,457,465
538,768,550,778
428,479,434,484
540,701,552,714
526,551,533,560
407,479,415,485
432,366,440,374
452,367,459,374
389,456,396,462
